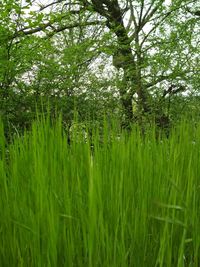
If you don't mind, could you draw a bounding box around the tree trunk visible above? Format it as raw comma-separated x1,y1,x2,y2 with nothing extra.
120,89,134,129
89,0,152,128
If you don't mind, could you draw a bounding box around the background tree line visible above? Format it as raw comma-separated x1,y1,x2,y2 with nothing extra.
0,0,199,137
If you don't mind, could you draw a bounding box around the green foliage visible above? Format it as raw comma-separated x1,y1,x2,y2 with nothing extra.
0,118,200,266
0,0,199,133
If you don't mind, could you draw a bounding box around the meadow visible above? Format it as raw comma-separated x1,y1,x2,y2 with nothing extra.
0,118,200,266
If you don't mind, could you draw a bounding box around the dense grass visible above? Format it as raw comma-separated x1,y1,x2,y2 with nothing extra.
0,118,200,266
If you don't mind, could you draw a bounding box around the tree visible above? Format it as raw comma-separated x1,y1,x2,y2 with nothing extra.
1,0,199,130
0,0,120,134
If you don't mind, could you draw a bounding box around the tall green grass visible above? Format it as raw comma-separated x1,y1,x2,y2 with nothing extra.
0,118,200,266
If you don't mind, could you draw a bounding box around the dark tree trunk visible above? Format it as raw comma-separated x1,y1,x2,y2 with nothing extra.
88,0,152,129
120,91,134,129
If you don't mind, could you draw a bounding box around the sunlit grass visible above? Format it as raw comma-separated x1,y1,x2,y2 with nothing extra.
0,118,200,266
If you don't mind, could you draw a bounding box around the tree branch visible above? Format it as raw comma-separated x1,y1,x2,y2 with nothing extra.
128,0,137,29
162,84,186,98
186,8,200,17
140,10,171,48
39,0,66,11
145,74,172,89
141,0,165,29
14,20,103,38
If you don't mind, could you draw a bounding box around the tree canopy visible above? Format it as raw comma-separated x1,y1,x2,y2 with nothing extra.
0,0,199,133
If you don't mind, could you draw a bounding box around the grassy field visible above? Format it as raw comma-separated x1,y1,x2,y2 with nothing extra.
0,118,200,266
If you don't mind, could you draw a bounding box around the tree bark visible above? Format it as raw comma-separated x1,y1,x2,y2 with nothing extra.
86,0,139,127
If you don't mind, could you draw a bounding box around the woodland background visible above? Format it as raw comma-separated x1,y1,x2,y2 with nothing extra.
0,0,199,135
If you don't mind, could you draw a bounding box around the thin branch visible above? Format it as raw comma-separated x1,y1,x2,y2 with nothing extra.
162,84,186,98
145,68,194,89
186,8,200,17
128,0,137,28
138,0,145,27
141,0,157,26
47,20,103,37
14,20,103,38
140,10,171,48
145,73,172,89
39,0,66,11
140,0,198,47
142,0,166,28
